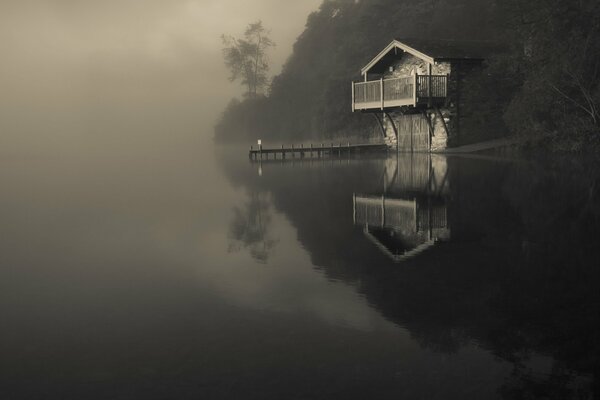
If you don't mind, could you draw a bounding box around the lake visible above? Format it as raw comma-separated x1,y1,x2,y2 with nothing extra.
1,136,599,399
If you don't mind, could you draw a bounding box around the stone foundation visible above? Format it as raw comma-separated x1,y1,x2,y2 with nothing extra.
381,108,454,152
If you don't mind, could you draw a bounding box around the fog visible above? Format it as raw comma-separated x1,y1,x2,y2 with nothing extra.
0,0,322,153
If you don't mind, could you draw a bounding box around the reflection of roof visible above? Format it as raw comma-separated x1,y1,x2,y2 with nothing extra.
364,227,436,262
354,193,450,263
361,38,501,75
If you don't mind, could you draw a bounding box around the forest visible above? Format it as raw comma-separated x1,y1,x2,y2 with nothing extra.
214,0,600,152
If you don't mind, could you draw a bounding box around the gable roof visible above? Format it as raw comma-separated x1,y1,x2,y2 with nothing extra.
361,38,498,75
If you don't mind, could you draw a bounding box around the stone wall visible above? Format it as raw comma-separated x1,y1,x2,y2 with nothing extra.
429,109,451,152
383,109,451,152
382,53,451,79
374,54,486,150
444,60,484,146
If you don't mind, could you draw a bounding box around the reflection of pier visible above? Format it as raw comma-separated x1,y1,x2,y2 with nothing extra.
353,154,450,262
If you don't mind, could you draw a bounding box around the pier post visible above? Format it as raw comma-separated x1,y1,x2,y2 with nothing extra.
300,143,304,159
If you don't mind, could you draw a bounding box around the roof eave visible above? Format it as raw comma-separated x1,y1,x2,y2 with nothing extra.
360,40,435,76
433,57,485,62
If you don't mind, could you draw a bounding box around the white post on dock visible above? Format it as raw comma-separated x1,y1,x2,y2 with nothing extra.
258,139,262,159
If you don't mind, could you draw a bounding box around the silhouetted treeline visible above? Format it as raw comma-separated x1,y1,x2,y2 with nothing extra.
215,0,600,151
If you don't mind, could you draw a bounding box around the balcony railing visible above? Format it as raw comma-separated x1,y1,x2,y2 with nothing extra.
352,74,447,111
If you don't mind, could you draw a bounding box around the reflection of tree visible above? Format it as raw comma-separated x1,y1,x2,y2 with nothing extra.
500,364,593,400
219,151,600,398
228,191,278,263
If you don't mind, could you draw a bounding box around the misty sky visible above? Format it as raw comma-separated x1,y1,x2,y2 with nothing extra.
0,0,322,150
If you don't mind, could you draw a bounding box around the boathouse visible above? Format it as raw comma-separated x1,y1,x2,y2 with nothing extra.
351,38,496,151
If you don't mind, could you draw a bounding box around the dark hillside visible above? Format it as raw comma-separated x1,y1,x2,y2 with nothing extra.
215,0,600,152
215,0,504,143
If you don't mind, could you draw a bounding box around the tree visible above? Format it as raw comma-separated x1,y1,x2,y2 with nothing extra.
221,21,275,98
502,0,600,149
215,0,505,143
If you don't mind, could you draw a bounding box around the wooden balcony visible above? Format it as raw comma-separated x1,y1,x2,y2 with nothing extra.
352,75,448,111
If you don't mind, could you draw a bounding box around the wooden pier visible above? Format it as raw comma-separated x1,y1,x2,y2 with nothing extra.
249,143,388,161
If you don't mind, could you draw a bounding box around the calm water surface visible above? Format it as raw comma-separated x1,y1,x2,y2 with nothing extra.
1,136,599,399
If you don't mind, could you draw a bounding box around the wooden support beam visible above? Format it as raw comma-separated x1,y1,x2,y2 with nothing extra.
380,78,384,110
383,111,398,153
410,114,414,153
421,110,434,152
372,113,386,138
434,106,450,139
427,64,433,108
351,81,355,112
413,73,418,106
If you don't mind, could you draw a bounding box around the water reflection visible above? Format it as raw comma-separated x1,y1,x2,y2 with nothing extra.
228,191,278,263
219,149,600,399
354,155,450,262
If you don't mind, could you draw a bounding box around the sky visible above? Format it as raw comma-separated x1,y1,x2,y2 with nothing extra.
0,0,322,151
0,0,404,354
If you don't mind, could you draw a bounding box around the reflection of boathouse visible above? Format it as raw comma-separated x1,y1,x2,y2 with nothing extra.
353,154,450,262
353,195,450,262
